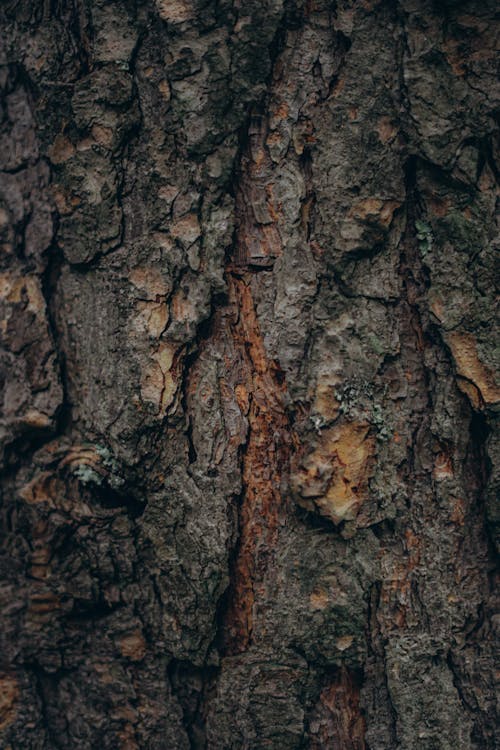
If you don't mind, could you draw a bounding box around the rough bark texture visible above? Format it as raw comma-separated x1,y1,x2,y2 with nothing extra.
0,1,498,748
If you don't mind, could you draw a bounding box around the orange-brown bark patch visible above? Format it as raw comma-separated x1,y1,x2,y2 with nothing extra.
329,77,345,98
313,380,341,421
155,0,194,23
447,331,500,407
48,134,75,164
158,79,171,101
0,674,19,731
443,38,467,76
376,116,397,144
222,274,291,654
19,472,57,505
433,448,454,481
350,198,401,228
214,111,295,654
91,125,114,148
170,214,200,245
450,497,466,526
309,588,330,610
380,530,421,629
140,343,182,416
30,538,52,580
119,631,147,661
170,287,198,325
309,667,366,749
270,101,289,126
292,422,375,524
427,194,451,217
28,591,61,615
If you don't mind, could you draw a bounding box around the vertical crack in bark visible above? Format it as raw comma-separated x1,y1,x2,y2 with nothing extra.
221,269,293,654
41,241,71,435
30,666,61,750
199,108,296,656
363,581,398,748
167,659,219,750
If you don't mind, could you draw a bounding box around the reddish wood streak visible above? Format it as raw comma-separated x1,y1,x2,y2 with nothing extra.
222,272,291,654
309,667,366,750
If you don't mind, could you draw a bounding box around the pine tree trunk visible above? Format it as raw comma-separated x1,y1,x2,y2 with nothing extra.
0,1,498,748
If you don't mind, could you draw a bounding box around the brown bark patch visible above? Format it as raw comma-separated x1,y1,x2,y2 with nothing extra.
131,300,169,339
91,124,114,148
313,380,341,421
170,214,201,246
0,271,46,317
158,79,171,101
129,267,170,298
118,631,147,662
155,0,194,23
376,116,398,144
427,195,451,217
309,588,330,611
380,530,421,629
28,592,61,616
433,447,454,481
48,134,75,164
292,421,375,524
222,274,292,654
0,674,19,731
118,722,139,750
234,115,283,268
129,268,170,339
350,198,401,229
447,331,500,407
19,472,57,505
309,667,365,749
140,343,181,416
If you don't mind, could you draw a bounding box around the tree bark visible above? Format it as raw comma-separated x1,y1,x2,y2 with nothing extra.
0,1,498,748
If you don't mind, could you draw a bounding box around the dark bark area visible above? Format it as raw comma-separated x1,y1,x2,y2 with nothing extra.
0,1,498,748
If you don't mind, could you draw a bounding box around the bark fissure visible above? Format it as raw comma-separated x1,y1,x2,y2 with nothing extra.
221,270,294,654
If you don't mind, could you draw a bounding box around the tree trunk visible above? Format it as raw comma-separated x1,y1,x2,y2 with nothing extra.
0,1,498,748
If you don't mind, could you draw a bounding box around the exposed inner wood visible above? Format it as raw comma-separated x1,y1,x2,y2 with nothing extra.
221,270,293,654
